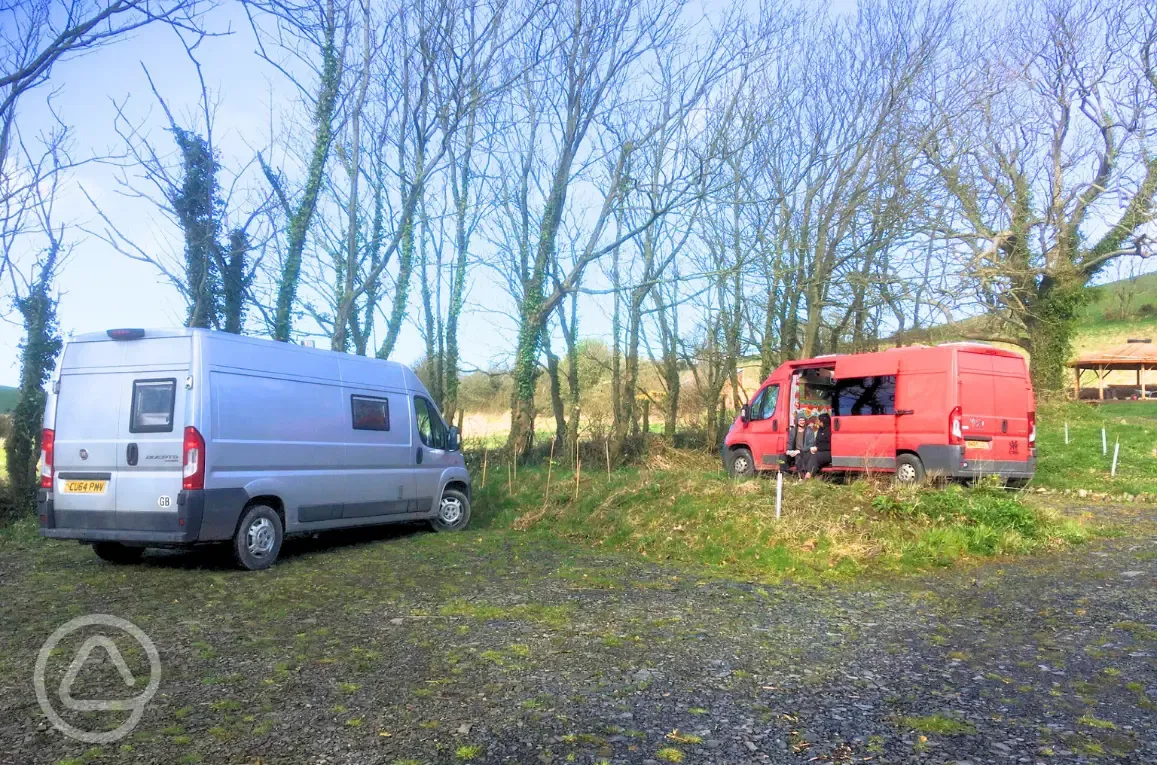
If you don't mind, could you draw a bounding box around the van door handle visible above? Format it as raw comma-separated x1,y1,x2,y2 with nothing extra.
895,409,915,416
126,443,138,466
772,419,778,431
833,419,840,431
416,447,423,465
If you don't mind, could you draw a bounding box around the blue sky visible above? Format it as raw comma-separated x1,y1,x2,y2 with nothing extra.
3,0,1151,387
0,2,505,384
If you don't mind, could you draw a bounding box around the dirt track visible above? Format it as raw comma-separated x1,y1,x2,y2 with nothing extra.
1,505,1154,764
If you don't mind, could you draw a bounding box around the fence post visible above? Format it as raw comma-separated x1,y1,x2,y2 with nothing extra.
776,470,783,520
1064,422,1069,445
1102,427,1107,456
544,438,555,508
1111,438,1120,477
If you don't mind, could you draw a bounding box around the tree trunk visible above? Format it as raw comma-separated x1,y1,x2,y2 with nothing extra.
1024,279,1084,397
544,334,567,445
6,286,63,513
222,229,249,334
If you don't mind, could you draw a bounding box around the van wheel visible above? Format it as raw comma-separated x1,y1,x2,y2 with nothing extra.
894,454,926,485
727,447,755,479
430,488,471,532
233,505,283,571
92,542,144,565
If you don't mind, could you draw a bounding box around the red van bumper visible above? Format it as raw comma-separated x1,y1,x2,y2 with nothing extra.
917,446,1035,480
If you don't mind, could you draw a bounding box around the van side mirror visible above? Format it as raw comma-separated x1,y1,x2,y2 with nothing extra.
740,404,750,423
447,426,461,451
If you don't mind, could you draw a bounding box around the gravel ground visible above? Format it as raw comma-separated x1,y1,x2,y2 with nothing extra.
1,504,1154,765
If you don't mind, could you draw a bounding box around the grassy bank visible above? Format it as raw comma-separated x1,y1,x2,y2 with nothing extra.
473,448,1092,584
1035,401,1157,496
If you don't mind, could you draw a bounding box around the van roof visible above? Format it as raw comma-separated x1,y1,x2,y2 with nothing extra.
70,327,416,375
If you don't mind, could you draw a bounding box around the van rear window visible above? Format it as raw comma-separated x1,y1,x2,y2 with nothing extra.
351,395,390,431
130,379,176,433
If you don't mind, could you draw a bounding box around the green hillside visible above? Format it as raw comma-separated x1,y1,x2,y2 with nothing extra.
0,386,18,414
896,272,1157,386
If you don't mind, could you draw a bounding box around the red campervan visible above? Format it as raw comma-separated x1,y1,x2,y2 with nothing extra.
722,343,1036,484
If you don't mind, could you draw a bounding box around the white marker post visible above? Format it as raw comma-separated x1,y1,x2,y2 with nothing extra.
775,470,783,520
1064,422,1069,445
1111,438,1120,477
1102,427,1108,456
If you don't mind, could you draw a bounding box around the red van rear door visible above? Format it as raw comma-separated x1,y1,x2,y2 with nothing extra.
831,356,899,472
989,353,1032,463
957,351,1001,469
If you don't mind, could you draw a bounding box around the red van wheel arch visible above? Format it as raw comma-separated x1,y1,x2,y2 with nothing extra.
894,454,926,484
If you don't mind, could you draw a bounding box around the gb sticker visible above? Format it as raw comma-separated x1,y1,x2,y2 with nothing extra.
157,495,172,508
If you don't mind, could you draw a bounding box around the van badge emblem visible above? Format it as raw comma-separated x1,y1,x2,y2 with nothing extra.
78,449,88,461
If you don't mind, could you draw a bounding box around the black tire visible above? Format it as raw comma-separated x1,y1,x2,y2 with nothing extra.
92,542,144,565
1005,477,1030,490
894,453,926,485
232,504,283,571
727,447,755,479
430,488,471,532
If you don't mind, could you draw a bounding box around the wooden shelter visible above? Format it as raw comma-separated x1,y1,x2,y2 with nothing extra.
1069,340,1157,400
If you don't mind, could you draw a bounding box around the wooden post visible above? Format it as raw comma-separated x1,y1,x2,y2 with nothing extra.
574,451,581,501
1098,366,1105,400
642,400,650,443
1143,365,1148,399
1074,367,1082,399
605,436,611,476
544,438,555,508
481,447,488,489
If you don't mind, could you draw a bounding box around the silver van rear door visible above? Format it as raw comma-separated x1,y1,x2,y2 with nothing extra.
53,371,125,524
116,376,187,528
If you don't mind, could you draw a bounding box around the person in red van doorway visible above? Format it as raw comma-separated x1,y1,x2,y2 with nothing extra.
783,413,808,472
799,413,832,479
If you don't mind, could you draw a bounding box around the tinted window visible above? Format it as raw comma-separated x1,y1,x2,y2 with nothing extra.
748,384,780,421
351,395,390,431
834,376,896,416
129,379,176,433
414,397,447,449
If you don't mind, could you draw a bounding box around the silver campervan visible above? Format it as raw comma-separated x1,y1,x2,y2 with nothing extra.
38,328,472,569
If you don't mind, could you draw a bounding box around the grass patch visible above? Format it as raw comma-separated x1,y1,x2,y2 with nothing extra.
898,714,977,735
1034,401,1157,496
475,448,1091,584
438,599,573,628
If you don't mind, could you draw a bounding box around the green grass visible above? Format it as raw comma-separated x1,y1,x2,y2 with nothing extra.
474,448,1092,584
1034,401,1157,496
898,714,977,736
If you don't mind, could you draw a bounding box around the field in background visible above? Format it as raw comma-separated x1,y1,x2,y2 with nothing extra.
0,387,16,414
1035,400,1157,496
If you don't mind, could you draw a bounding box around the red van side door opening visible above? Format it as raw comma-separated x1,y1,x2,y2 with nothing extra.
830,355,899,472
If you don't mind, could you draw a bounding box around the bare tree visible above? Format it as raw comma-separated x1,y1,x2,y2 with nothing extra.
925,0,1157,394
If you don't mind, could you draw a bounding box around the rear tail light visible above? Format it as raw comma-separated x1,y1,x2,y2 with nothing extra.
39,429,55,489
948,406,963,445
1028,412,1036,447
182,426,206,490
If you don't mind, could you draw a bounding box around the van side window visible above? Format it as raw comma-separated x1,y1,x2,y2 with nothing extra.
351,395,390,431
414,397,447,449
748,384,780,420
129,379,177,433
834,376,896,416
